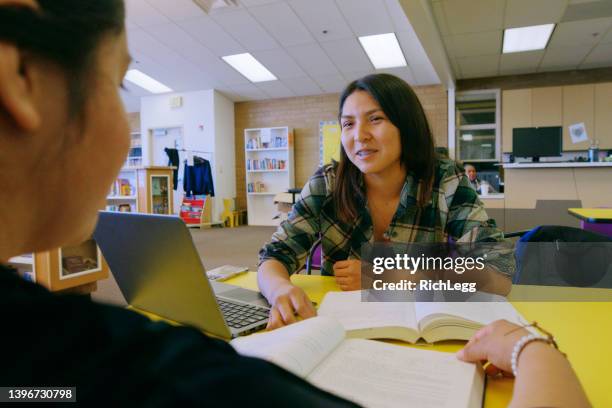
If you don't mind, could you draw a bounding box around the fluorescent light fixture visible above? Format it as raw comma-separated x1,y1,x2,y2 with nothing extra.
124,69,172,94
222,53,277,83
462,134,473,141
503,24,555,53
359,33,407,69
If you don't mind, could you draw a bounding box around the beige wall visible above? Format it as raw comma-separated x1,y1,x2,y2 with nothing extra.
234,85,448,209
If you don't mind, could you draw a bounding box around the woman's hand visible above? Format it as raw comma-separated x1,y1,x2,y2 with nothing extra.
333,260,362,291
266,282,316,330
456,319,529,376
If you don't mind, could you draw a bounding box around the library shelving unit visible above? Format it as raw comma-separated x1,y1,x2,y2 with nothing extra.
7,239,109,294
106,166,175,214
244,127,294,226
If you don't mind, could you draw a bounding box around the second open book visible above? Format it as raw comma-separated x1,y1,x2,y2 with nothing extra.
231,316,484,408
317,290,524,343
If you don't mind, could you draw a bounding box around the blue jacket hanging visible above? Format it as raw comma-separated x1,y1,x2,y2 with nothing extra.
184,157,215,197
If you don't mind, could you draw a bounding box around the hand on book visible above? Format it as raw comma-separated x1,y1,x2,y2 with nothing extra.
333,260,361,291
456,319,529,376
267,283,316,330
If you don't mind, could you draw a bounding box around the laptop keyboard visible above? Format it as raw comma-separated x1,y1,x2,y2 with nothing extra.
217,299,269,329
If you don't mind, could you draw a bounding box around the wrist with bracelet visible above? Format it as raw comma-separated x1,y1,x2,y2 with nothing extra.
509,322,565,377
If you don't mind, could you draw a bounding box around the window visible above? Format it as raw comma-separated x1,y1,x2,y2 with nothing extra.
455,90,500,162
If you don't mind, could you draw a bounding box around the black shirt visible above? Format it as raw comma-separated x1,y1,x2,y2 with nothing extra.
0,265,357,407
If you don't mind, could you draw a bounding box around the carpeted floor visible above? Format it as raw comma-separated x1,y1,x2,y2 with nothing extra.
92,225,276,306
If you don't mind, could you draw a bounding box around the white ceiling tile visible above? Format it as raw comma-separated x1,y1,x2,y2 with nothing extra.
384,0,414,32
312,74,348,93
540,45,591,69
251,48,306,79
241,0,282,6
179,17,245,56
504,0,568,28
127,29,178,65
125,0,171,28
431,1,450,36
343,71,373,83
395,28,433,66
441,0,505,34
286,43,340,76
457,55,500,78
449,58,462,78
249,2,315,47
376,66,417,85
581,42,612,67
283,76,323,95
145,0,207,21
255,80,296,98
211,9,278,51
320,38,373,76
229,83,269,101
410,61,441,85
548,17,612,47
499,50,544,72
335,0,396,36
537,64,578,72
142,23,208,57
446,31,502,58
288,0,354,42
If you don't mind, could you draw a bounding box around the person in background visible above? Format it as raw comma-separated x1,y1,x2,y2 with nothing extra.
0,1,589,406
464,163,481,192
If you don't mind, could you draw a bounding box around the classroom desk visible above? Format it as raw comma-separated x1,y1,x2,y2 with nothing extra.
568,207,612,237
224,272,612,408
568,207,612,223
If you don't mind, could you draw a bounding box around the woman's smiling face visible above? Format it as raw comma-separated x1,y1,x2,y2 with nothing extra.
340,90,402,176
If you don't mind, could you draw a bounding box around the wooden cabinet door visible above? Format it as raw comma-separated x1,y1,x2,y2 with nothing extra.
595,82,612,150
563,84,594,151
502,89,532,152
532,86,563,127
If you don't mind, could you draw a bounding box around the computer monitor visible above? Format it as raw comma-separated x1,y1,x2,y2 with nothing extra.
512,126,562,162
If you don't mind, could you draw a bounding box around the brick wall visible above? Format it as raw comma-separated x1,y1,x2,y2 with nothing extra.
234,86,448,209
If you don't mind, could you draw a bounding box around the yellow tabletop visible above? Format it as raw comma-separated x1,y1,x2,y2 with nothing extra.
225,272,612,408
568,207,612,223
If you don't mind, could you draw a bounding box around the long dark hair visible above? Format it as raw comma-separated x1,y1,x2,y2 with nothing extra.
334,73,436,224
0,0,125,115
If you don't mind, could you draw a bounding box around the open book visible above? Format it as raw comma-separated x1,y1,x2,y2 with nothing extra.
318,290,524,343
231,316,484,408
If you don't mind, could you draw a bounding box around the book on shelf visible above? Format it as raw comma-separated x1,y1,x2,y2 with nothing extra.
317,290,524,343
246,135,287,150
231,316,484,408
247,158,286,171
247,181,266,193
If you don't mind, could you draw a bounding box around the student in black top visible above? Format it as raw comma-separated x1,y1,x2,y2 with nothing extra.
0,0,590,407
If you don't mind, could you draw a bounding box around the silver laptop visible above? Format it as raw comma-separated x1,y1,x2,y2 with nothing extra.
93,211,270,339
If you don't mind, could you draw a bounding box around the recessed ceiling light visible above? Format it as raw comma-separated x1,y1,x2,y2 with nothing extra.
503,24,555,53
358,33,407,69
124,69,172,94
222,53,277,83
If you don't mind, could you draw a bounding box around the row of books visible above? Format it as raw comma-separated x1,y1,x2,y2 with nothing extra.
246,158,286,170
109,178,135,196
246,135,287,150
247,181,267,193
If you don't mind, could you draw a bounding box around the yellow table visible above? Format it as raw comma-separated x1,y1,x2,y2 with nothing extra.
226,272,612,408
568,207,612,223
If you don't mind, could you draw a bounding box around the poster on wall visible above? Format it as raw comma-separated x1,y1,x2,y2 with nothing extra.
319,121,341,166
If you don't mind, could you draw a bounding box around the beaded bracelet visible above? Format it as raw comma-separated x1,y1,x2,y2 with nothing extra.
510,334,553,377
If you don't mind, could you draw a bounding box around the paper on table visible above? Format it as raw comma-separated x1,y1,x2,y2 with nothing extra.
569,122,588,144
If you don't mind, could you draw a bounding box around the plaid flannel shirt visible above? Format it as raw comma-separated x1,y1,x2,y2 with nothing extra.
259,158,514,277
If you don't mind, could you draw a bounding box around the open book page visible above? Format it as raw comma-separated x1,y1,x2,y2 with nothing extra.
230,316,345,378
308,339,484,408
415,294,524,339
317,291,418,339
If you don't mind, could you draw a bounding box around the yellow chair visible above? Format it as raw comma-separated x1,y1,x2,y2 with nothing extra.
221,198,241,227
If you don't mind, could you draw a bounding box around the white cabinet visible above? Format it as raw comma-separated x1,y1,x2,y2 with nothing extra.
244,127,294,226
